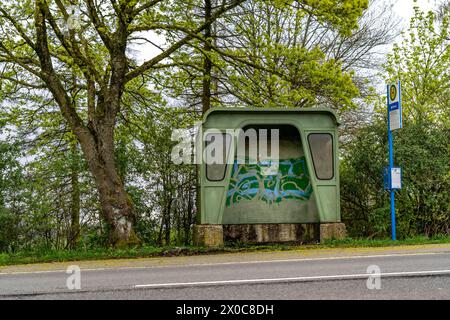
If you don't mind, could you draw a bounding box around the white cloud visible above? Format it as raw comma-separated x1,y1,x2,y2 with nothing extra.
392,0,438,26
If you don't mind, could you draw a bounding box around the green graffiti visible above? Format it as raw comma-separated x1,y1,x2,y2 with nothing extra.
226,157,313,206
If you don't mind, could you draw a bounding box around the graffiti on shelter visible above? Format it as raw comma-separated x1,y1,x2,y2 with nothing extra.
226,157,312,206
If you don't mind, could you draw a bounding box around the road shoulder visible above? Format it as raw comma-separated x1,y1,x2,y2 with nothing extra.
1,243,449,275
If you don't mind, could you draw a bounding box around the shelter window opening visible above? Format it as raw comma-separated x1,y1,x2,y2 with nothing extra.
307,133,334,180
205,132,232,181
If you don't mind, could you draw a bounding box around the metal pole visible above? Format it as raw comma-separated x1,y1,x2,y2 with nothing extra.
387,85,396,241
388,130,396,240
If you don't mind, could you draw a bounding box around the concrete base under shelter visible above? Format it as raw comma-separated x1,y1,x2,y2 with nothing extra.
193,223,346,247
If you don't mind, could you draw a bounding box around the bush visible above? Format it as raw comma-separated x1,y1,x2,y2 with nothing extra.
341,118,450,238
0,207,20,252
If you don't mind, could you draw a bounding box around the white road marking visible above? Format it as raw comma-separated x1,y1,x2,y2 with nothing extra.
134,269,450,289
0,250,448,276
160,251,446,268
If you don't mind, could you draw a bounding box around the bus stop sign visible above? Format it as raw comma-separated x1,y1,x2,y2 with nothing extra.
387,81,402,131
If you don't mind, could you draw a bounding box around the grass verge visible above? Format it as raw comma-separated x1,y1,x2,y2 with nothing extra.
1,235,449,266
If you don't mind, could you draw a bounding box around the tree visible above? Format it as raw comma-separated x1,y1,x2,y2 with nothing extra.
0,141,24,252
0,0,247,246
341,3,450,238
162,0,402,116
385,2,449,125
120,105,197,246
341,117,450,238
216,0,372,109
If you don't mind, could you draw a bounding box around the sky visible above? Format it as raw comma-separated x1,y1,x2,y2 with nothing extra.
393,0,438,22
374,0,441,91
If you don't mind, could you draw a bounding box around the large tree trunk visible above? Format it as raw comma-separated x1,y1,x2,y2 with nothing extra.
68,143,81,250
77,119,139,247
164,198,173,245
184,179,194,245
95,166,137,247
68,76,80,250
202,0,213,114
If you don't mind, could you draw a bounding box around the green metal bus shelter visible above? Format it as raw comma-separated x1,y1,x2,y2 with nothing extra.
194,107,346,247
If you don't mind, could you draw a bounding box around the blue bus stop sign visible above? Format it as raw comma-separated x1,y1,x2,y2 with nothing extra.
388,82,402,131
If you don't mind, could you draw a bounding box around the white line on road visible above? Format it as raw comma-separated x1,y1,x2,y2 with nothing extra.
159,251,446,268
134,269,450,289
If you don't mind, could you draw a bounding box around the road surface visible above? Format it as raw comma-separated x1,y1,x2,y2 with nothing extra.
1,244,449,299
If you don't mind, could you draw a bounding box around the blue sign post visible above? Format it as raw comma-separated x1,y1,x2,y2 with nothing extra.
386,81,402,240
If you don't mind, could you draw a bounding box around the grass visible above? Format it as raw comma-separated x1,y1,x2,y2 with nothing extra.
320,235,450,247
1,235,450,267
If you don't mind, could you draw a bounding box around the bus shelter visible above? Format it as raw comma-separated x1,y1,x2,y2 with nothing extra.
194,108,346,247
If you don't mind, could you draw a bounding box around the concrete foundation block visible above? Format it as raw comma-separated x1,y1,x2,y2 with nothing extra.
223,224,320,244
320,223,347,242
193,225,224,247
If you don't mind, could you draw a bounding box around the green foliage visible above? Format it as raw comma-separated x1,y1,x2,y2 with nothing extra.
118,106,198,246
0,207,19,252
165,0,366,110
321,235,450,247
341,117,450,238
384,3,449,124
0,141,24,252
342,5,450,239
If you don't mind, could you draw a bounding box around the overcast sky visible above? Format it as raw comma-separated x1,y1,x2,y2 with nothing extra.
393,0,438,22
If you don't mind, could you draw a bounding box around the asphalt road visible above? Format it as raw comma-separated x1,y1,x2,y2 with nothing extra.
1,245,450,299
